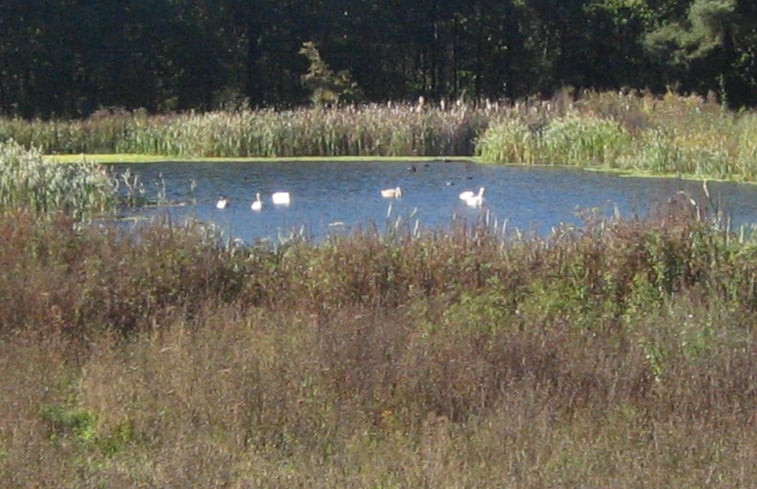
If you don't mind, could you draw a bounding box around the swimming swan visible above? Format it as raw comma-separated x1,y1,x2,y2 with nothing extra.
458,190,475,201
216,196,229,209
381,187,402,198
463,187,485,207
272,191,291,205
251,192,262,211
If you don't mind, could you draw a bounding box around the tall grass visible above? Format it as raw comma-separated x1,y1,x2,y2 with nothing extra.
116,103,494,157
2,90,755,180
1,103,491,158
0,199,755,487
0,108,135,154
0,140,117,220
478,114,632,167
478,90,757,180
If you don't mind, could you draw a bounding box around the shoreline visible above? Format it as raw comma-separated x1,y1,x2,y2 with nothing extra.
44,154,477,164
44,153,756,185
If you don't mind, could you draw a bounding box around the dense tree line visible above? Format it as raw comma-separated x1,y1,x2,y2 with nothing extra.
1,0,755,118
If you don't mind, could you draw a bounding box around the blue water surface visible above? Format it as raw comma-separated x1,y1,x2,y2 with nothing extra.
112,160,757,244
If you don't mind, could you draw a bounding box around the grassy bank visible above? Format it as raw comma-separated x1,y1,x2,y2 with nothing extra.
478,90,757,181
45,153,474,164
3,103,486,158
3,90,756,182
1,197,755,486
2,104,755,487
0,140,116,220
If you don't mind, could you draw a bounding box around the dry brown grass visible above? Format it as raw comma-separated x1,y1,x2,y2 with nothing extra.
0,203,755,487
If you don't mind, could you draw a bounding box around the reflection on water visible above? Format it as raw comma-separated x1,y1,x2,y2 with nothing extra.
111,160,757,244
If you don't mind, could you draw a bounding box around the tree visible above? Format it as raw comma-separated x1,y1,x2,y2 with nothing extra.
299,41,362,106
581,0,655,90
1,0,755,117
644,0,755,106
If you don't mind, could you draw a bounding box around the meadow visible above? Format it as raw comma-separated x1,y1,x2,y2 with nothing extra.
1,90,756,182
0,149,755,486
1,208,755,487
0,99,755,487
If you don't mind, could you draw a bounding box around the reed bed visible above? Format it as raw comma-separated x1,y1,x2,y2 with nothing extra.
0,197,755,487
0,108,135,154
478,90,757,180
0,140,117,220
1,103,491,158
115,104,492,157
2,90,755,179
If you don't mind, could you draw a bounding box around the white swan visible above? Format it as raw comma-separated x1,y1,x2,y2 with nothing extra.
251,192,262,211
464,187,485,207
458,190,475,201
272,191,290,205
381,186,402,198
216,196,229,209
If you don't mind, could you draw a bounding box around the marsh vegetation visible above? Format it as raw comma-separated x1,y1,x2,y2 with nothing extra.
3,91,755,182
0,140,116,220
3,1,755,483
1,92,756,486
1,141,755,487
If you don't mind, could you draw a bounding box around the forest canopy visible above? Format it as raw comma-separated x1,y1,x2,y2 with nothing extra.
1,0,755,118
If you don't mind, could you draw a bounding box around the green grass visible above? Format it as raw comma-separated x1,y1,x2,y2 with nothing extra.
4,103,489,158
0,140,117,220
45,153,474,164
3,90,755,181
477,90,757,181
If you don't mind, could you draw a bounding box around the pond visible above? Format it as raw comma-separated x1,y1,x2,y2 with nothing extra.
112,160,757,244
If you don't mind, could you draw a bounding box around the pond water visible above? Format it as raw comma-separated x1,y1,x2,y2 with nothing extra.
112,160,757,244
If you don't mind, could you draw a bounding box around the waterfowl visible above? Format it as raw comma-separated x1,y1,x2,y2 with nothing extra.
272,191,291,205
251,192,262,211
380,186,402,198
216,196,229,209
458,190,475,201
463,187,485,207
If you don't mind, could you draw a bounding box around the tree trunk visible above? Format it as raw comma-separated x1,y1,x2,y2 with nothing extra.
246,19,263,106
